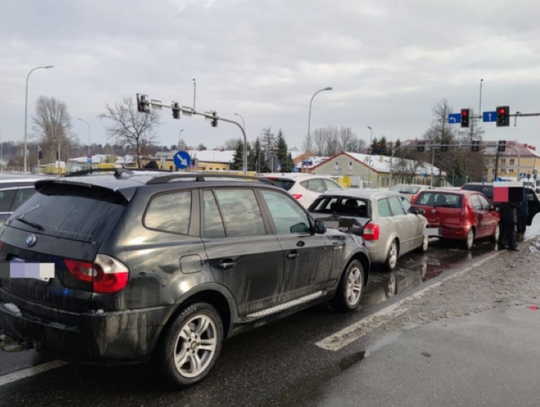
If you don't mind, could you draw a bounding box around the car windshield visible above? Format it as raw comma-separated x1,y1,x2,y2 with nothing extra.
416,192,462,208
390,185,421,194
310,196,371,217
265,178,296,191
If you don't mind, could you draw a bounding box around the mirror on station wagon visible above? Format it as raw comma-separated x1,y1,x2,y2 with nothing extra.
291,222,311,234
313,220,326,234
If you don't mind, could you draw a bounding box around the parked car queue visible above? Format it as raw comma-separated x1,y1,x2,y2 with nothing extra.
0,171,538,391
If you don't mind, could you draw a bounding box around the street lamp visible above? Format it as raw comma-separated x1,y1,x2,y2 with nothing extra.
24,65,54,173
367,126,373,186
307,87,332,154
78,118,91,156
178,129,184,150
193,79,197,111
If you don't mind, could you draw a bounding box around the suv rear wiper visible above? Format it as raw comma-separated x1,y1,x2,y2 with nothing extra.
14,216,44,231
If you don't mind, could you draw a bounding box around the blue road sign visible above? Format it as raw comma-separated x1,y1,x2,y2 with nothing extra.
420,172,425,178
173,150,191,169
448,113,461,124
483,111,497,122
87,158,92,164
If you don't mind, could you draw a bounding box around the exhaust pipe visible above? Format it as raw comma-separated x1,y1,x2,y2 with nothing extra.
0,331,33,352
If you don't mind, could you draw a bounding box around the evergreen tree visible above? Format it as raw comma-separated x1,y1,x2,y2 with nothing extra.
275,129,294,172
252,139,269,173
231,141,243,170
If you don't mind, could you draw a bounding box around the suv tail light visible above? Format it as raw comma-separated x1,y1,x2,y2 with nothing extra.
65,254,129,294
410,194,417,203
363,223,380,240
292,194,303,200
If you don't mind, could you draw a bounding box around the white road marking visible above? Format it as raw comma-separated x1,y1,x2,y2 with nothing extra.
0,360,69,387
316,251,502,351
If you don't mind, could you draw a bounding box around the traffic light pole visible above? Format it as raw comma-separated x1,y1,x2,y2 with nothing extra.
389,142,521,186
140,97,248,176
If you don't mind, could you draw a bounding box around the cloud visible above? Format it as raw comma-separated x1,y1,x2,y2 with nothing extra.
1,0,540,151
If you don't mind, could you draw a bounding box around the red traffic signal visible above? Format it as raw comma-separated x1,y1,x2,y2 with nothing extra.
496,106,510,127
460,109,470,128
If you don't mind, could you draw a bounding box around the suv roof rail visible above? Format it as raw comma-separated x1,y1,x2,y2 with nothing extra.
65,168,170,179
146,173,277,186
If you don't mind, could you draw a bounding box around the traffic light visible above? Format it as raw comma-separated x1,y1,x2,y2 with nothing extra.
471,140,480,152
496,106,510,127
417,141,425,152
497,140,506,152
136,93,150,113
460,109,470,128
38,150,43,160
441,141,449,152
172,101,180,119
206,111,218,128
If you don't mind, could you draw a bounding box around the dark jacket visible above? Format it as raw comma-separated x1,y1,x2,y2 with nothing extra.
499,201,521,224
518,188,529,217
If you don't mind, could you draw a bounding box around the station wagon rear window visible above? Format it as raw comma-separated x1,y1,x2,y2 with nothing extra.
311,196,370,217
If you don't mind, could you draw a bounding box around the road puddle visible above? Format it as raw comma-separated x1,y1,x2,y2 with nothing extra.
362,238,499,306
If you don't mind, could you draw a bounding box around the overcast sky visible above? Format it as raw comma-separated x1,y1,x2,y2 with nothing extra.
1,0,540,151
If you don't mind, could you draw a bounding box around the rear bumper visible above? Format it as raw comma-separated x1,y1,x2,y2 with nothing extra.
0,297,169,365
437,225,469,240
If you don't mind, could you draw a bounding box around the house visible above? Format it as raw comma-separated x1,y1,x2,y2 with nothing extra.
483,141,540,183
155,150,235,172
311,152,444,188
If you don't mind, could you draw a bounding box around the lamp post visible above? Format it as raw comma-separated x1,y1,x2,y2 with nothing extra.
24,65,54,173
78,118,91,156
178,129,184,150
367,126,373,187
193,79,197,111
234,113,247,172
307,87,332,153
479,79,483,117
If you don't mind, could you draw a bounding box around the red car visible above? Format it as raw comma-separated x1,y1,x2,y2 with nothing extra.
411,189,500,250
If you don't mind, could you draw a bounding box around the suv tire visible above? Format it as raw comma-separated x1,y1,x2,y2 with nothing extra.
330,260,364,312
155,302,223,389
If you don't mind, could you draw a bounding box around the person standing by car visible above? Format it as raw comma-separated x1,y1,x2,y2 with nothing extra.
499,200,521,251
516,188,529,242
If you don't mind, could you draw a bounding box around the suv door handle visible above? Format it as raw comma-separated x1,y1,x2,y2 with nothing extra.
287,251,299,260
218,260,236,270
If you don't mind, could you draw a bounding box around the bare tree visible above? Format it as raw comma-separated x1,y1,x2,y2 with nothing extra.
261,128,276,156
338,127,356,152
98,96,161,168
392,152,422,185
32,96,77,163
223,137,241,150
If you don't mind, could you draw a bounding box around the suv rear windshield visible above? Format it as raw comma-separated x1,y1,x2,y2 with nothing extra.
8,183,127,243
416,192,462,208
266,178,296,191
462,184,493,200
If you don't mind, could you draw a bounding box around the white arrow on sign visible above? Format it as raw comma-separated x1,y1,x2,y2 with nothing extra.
176,154,188,166
449,117,457,123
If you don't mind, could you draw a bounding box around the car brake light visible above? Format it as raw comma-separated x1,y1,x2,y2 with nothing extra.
292,194,303,200
363,223,380,240
65,254,129,294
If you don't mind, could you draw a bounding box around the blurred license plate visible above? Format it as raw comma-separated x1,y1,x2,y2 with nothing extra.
424,228,442,237
324,221,339,229
10,257,54,282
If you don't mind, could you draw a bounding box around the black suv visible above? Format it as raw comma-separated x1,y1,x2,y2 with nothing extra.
461,182,540,226
0,170,370,388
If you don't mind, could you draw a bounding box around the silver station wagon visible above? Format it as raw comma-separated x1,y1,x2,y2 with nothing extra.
309,189,430,271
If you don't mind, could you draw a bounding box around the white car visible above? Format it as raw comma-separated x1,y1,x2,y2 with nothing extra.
259,173,343,208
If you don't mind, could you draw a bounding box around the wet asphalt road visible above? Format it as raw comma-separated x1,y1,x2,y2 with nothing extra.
1,218,539,407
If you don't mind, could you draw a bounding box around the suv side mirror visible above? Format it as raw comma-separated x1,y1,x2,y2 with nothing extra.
314,220,326,234
415,208,425,215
